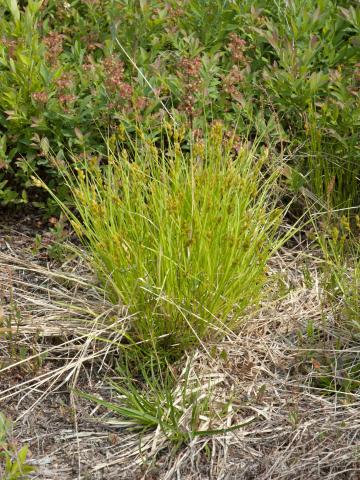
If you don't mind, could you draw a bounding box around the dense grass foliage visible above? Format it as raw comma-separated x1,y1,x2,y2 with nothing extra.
0,0,359,208
319,215,360,330
54,126,283,354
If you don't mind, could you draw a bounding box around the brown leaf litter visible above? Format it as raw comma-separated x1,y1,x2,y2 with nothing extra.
0,219,359,479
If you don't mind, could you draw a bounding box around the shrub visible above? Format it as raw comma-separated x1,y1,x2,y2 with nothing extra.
50,125,283,355
1,0,359,209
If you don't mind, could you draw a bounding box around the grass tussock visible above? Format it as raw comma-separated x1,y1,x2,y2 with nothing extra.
57,125,284,354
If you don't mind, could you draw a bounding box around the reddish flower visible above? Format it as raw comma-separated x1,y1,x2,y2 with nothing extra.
82,54,95,72
222,65,244,101
178,57,202,84
59,94,76,111
32,91,49,104
177,56,203,118
43,32,64,66
118,82,133,100
227,33,248,65
103,55,125,92
101,55,133,111
134,96,148,111
55,72,74,91
59,94,76,103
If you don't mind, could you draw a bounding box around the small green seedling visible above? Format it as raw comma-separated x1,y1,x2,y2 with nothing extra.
0,413,35,480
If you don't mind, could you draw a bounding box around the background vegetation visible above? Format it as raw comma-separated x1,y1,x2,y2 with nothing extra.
1,0,359,209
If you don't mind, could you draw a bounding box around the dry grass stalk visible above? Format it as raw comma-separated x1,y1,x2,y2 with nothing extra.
0,244,359,479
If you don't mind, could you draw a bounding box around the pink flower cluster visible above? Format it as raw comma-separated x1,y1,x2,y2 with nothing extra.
222,65,244,101
221,34,249,103
58,94,76,107
103,57,125,91
82,54,95,72
102,55,133,110
227,33,248,65
32,91,49,104
56,72,74,90
54,72,76,109
177,56,202,118
43,32,64,66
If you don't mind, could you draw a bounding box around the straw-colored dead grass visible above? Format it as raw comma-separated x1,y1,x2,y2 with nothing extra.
1,230,359,479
